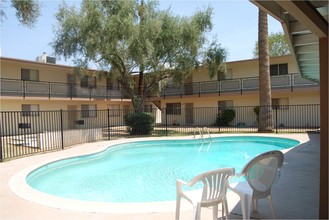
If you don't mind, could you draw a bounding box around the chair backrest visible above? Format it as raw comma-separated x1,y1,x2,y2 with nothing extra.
189,168,235,206
241,150,284,198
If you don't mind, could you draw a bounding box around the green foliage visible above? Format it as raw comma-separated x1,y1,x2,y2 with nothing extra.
253,31,291,58
205,41,228,79
214,109,235,126
124,112,155,135
52,0,219,111
11,0,40,27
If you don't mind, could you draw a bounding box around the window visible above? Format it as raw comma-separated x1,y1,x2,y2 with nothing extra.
166,103,181,115
218,100,233,110
81,104,97,118
270,63,288,76
81,76,96,88
217,69,232,80
144,105,153,113
106,78,119,90
22,104,39,116
272,98,289,109
108,104,120,116
123,105,131,115
21,69,39,81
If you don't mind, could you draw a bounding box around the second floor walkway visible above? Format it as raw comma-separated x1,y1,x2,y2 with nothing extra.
0,73,319,100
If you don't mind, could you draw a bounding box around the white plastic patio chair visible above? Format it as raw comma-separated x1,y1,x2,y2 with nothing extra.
227,150,284,220
175,167,235,220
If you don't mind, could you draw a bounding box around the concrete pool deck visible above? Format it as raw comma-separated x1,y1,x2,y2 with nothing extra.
0,133,320,219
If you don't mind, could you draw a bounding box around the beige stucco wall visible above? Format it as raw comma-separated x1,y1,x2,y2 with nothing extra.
1,57,109,86
1,56,320,130
226,55,298,79
187,55,298,83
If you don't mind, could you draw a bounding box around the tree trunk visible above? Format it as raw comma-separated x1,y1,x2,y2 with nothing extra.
258,9,273,132
133,70,144,113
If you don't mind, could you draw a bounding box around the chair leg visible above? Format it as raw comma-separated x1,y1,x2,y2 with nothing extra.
193,203,202,220
252,199,258,212
223,199,230,220
240,193,252,220
175,196,181,220
267,195,275,219
212,204,218,220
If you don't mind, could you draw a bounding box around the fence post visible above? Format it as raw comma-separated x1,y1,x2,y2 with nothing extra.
165,108,168,136
198,82,201,97
60,109,64,149
48,82,51,99
23,81,26,99
275,106,278,134
107,109,111,140
0,122,3,162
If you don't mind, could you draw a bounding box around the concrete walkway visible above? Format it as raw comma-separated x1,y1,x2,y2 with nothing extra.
0,133,320,219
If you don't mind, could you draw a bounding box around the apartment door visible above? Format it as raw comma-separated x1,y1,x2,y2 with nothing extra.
67,105,77,129
185,103,194,124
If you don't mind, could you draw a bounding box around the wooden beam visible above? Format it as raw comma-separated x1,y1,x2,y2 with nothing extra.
250,0,286,22
275,1,328,38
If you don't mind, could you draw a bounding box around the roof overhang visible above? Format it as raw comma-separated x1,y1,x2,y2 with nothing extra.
250,0,328,82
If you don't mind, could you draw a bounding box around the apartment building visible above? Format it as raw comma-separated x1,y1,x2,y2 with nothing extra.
149,55,320,127
0,54,320,129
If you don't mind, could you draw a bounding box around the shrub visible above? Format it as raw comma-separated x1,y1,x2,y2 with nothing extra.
214,109,235,126
124,112,155,135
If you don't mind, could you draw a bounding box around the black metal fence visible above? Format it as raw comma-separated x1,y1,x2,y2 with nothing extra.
0,105,320,161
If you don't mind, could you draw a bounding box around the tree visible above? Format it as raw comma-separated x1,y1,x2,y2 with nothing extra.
52,0,224,112
205,41,227,79
1,0,41,28
258,9,273,133
253,31,291,58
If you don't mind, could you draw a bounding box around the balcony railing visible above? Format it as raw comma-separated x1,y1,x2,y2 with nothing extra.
160,73,318,98
0,73,318,100
0,78,129,100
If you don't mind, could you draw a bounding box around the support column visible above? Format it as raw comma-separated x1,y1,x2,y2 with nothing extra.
319,36,328,219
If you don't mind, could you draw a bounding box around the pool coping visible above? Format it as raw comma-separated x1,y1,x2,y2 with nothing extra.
8,133,308,214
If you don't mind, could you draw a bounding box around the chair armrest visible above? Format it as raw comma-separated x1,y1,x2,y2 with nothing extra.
176,179,189,194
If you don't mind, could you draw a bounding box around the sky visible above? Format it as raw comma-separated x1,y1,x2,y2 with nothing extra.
0,0,283,66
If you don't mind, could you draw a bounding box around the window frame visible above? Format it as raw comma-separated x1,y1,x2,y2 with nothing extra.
270,63,288,76
21,69,39,81
81,104,97,118
108,104,121,116
218,100,233,111
166,103,181,115
22,104,40,117
80,76,97,88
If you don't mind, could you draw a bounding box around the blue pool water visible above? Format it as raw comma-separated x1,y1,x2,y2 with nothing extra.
26,136,299,202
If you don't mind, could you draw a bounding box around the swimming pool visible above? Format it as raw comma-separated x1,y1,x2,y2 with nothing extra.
26,136,298,203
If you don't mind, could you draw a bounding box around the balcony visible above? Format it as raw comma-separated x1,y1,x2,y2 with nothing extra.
0,73,319,100
158,73,319,98
0,78,129,100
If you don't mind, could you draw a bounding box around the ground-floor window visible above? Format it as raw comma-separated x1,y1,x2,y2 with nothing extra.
81,104,97,118
218,100,233,110
108,104,120,116
166,103,181,115
22,104,39,116
144,104,153,113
